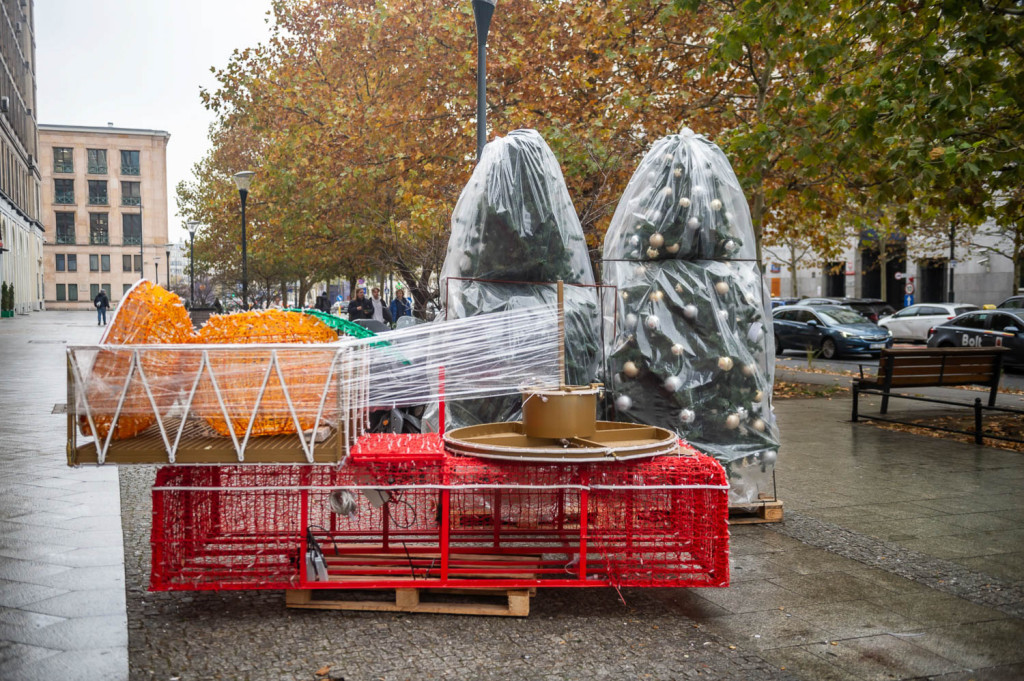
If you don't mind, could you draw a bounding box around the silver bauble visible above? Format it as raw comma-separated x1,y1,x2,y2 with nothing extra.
710,198,723,211
629,235,641,247
748,322,764,343
718,356,734,372
761,449,777,464
717,309,730,323
679,408,696,424
615,395,633,411
660,186,673,198
664,375,683,392
687,217,699,229
741,363,755,377
724,239,737,253
682,304,698,320
671,343,685,356
625,313,638,328
649,290,665,303
645,315,661,331
679,197,691,208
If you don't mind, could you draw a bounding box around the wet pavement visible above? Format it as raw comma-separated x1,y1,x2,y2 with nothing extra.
0,311,127,681
1,310,1022,680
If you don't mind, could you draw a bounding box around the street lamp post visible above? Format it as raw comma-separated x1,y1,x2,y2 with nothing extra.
472,0,496,162
153,256,160,286
947,223,956,303
138,204,144,281
232,171,256,309
186,220,199,306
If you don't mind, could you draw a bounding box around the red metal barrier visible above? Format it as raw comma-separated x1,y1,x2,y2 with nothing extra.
151,439,729,592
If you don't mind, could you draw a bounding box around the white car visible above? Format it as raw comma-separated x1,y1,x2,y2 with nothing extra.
878,303,980,342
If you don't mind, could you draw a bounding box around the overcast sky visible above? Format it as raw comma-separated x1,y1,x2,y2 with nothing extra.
35,0,274,242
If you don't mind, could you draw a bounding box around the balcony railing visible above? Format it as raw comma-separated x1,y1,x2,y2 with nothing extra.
121,165,140,176
121,196,141,207
88,194,108,206
54,191,75,205
54,162,74,174
123,234,142,246
55,232,76,245
87,164,107,174
90,233,109,246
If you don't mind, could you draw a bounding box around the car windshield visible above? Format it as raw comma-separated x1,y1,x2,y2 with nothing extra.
817,308,870,325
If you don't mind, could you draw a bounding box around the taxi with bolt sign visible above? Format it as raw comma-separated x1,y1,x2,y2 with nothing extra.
926,309,1024,369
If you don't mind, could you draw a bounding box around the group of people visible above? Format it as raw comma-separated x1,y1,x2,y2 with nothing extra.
313,287,413,326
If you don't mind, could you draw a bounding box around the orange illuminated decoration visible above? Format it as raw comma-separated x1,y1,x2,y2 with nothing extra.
192,309,338,438
79,280,196,441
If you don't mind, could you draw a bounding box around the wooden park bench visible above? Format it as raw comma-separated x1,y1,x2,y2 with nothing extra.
851,347,1015,444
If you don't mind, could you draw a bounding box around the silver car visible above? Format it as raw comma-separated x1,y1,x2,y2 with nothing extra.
878,303,979,342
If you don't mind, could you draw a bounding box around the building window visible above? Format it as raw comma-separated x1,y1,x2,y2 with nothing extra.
101,254,110,272
56,254,65,272
122,213,141,245
53,147,74,173
90,254,99,272
55,213,75,244
123,254,132,272
121,181,141,206
123,283,132,295
134,254,142,272
120,150,140,175
87,149,107,174
56,284,66,301
67,254,77,272
89,213,109,245
88,180,108,205
90,283,99,300
68,284,79,301
54,179,74,205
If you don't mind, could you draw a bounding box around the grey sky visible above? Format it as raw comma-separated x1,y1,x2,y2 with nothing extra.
35,0,274,242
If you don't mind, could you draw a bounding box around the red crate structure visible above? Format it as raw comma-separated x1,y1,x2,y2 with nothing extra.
150,438,729,592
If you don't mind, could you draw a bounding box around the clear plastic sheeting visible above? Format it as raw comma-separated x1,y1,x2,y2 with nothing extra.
602,130,755,263
68,306,562,464
436,129,599,430
439,129,594,295
602,130,778,503
442,280,606,428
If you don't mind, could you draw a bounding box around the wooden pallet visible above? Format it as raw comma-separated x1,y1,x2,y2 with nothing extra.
728,497,784,525
286,586,532,617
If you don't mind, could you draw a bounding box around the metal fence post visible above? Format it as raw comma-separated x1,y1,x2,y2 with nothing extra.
974,398,983,445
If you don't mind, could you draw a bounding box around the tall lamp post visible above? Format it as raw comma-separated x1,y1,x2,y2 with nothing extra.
138,205,145,281
186,220,199,306
232,171,256,309
153,256,161,286
472,0,496,161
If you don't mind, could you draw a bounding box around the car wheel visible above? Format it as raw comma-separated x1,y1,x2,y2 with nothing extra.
937,341,955,348
820,337,838,359
775,334,784,356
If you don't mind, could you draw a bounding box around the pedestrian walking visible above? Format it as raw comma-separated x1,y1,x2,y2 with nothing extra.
369,287,392,325
94,289,110,326
347,289,373,320
389,288,412,322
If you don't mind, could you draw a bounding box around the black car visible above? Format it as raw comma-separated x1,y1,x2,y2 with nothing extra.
801,297,897,323
773,305,893,359
926,309,1024,369
996,295,1024,310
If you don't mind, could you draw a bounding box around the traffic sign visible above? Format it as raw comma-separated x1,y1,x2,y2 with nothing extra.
904,293,915,307
904,283,915,295
894,272,904,280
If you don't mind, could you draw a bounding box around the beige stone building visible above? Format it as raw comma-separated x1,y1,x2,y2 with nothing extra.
0,0,44,314
39,124,170,310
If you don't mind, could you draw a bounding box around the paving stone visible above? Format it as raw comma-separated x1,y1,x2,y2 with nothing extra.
802,634,960,680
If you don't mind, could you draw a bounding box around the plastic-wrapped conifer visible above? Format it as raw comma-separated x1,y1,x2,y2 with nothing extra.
602,129,779,503
437,129,602,428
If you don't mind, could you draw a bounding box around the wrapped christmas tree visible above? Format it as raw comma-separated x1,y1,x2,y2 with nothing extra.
438,129,601,428
602,129,778,503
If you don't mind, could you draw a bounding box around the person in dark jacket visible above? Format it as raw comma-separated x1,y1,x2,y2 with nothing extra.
94,289,110,326
389,288,412,322
347,289,373,320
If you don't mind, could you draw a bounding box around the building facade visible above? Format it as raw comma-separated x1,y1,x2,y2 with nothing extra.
0,0,44,314
765,225,1023,309
39,125,170,310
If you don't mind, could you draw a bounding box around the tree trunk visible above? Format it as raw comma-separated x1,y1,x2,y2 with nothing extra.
280,281,288,308
879,240,888,304
789,242,798,298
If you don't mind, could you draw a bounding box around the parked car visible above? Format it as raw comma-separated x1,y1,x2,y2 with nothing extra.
773,304,893,359
877,303,979,342
770,297,799,308
926,309,1024,369
996,295,1024,310
800,297,897,323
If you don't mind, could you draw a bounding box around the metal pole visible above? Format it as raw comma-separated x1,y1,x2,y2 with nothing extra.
165,249,170,289
472,0,496,162
189,233,195,304
240,189,248,309
948,223,955,303
139,205,144,281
